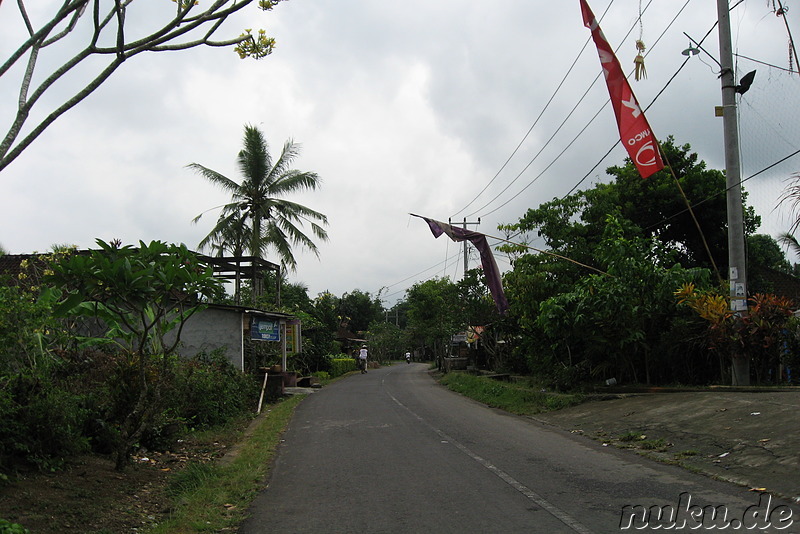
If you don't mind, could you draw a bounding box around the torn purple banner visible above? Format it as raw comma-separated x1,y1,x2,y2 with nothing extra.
415,215,509,315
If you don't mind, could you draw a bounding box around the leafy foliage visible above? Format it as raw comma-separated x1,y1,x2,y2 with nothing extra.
676,285,795,384
330,358,357,377
404,278,462,366
530,217,711,388
366,321,406,363
0,284,56,376
0,519,29,534
507,138,760,275
339,290,384,336
43,240,223,470
172,351,259,430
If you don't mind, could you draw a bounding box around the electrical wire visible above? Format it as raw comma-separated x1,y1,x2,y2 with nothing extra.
466,0,691,220
448,0,619,219
380,248,465,301
733,52,799,73
642,147,800,236
382,0,695,297
449,1,616,219
564,5,717,197
380,0,762,302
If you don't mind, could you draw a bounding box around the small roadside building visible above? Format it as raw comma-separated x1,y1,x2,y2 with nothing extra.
173,304,298,372
1,251,300,373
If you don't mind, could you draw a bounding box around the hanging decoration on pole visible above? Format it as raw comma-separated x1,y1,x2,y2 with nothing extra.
411,214,509,315
634,40,647,81
580,0,664,179
633,0,647,80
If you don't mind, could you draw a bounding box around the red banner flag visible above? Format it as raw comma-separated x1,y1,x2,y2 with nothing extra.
580,0,664,179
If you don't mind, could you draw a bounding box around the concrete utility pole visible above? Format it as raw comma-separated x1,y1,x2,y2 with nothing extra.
450,217,481,276
717,0,749,385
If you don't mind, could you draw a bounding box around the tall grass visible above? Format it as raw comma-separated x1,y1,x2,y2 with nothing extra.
439,373,584,415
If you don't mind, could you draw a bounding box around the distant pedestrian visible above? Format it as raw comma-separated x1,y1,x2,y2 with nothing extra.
405,351,411,364
359,345,368,373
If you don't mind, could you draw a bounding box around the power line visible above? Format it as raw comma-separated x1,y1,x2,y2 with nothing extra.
380,0,754,303
449,1,617,219
473,0,693,218
384,0,693,298
734,52,799,74
642,146,800,236
448,0,620,219
564,3,716,198
380,249,464,300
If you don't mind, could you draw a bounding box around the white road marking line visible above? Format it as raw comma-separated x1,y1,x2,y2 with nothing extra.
385,384,595,534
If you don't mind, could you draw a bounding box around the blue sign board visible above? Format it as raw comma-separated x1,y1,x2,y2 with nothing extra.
251,317,280,341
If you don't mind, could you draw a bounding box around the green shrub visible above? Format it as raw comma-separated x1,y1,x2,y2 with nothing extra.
0,518,29,534
439,372,584,415
330,357,357,378
172,351,259,430
288,350,332,376
312,371,330,382
0,376,89,471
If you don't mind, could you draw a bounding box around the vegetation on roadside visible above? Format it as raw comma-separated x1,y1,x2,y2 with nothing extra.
148,395,303,533
4,133,800,532
0,243,257,475
438,372,585,415
0,519,28,534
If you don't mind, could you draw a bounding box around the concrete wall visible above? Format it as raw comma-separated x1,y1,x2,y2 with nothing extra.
171,307,244,370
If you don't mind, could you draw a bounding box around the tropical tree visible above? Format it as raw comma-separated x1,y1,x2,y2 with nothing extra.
508,138,760,277
530,217,713,388
746,233,795,295
405,277,462,368
779,172,800,235
366,321,406,364
339,290,384,337
45,239,223,470
748,234,792,274
191,124,329,298
1,1,283,173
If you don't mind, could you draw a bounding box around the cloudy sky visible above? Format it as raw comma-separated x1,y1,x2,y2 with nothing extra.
2,0,800,307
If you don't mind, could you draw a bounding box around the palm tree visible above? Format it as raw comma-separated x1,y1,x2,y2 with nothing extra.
190,124,329,298
780,174,800,234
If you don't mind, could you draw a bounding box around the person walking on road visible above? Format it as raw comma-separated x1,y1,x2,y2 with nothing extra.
359,345,368,373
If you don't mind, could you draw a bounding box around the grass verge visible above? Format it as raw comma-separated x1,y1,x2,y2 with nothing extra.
147,394,305,533
438,372,584,415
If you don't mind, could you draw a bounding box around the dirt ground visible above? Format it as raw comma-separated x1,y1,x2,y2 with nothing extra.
0,430,238,533
534,389,800,502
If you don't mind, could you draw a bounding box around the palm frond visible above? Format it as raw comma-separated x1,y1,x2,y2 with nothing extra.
270,199,328,225
186,163,240,192
270,170,321,196
778,173,800,235
238,125,271,186
267,139,302,182
190,123,328,276
777,232,800,257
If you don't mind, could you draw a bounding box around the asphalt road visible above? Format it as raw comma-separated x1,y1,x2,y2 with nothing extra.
239,364,800,533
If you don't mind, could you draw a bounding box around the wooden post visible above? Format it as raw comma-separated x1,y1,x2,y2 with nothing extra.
256,371,269,414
